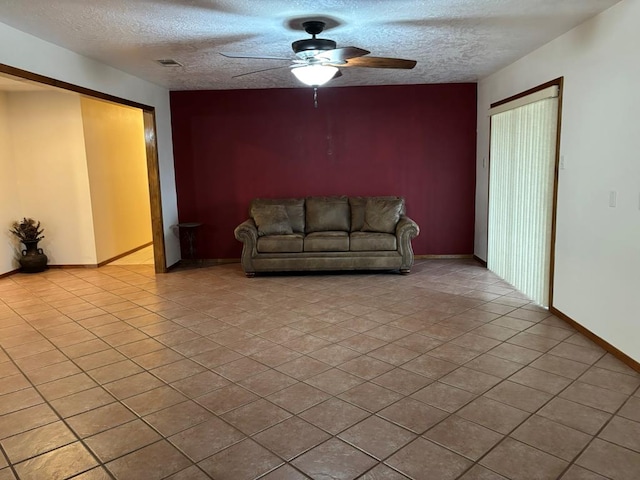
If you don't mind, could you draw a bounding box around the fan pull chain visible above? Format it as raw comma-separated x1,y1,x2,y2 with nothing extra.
313,87,318,108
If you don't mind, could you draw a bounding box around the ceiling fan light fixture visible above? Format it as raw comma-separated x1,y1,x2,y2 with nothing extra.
291,64,338,86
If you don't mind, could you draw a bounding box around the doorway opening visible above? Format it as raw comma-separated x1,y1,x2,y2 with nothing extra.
0,64,166,273
487,78,563,307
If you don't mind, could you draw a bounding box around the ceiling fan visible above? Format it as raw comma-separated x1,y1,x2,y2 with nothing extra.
220,20,417,88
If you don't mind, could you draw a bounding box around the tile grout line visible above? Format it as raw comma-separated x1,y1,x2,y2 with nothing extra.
27,269,369,476
560,379,640,477
0,273,211,476
0,443,20,480
451,343,623,480
241,298,551,478
0,341,116,479
342,299,638,478
2,260,638,479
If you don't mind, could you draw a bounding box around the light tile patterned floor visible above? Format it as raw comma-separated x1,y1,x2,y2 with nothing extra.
108,246,154,266
0,259,639,479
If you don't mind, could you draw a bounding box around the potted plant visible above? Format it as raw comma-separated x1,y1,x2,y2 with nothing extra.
10,218,48,273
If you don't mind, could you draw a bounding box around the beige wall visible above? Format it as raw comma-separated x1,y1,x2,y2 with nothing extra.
0,90,152,271
0,92,21,272
476,0,640,361
81,97,152,264
5,91,98,266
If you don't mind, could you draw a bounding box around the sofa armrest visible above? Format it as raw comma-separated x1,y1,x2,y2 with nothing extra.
396,215,420,273
234,219,258,275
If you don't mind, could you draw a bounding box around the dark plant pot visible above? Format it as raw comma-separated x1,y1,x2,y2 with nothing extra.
20,240,48,273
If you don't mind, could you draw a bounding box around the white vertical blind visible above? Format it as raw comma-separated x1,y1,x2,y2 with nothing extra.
488,95,558,306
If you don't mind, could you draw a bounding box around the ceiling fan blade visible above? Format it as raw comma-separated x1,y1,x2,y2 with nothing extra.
341,56,417,69
220,52,291,61
232,65,290,78
316,47,370,63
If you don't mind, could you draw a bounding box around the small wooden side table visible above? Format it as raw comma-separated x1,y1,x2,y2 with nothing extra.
177,222,203,260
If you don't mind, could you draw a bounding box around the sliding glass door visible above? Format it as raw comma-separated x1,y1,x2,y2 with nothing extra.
488,84,560,306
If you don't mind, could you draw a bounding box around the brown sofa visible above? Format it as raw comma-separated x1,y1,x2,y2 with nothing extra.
234,196,419,276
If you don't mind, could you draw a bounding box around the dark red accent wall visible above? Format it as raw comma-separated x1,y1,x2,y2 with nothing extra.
170,83,477,259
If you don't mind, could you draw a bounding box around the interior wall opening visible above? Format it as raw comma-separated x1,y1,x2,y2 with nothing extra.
0,66,166,274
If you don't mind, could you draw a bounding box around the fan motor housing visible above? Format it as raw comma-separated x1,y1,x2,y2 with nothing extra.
292,38,336,54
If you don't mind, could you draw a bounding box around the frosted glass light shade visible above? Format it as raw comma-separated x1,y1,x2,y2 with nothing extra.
291,64,338,86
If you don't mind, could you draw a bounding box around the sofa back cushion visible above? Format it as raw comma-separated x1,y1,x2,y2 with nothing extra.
349,197,367,232
251,204,293,236
363,197,405,234
306,196,350,233
251,198,305,233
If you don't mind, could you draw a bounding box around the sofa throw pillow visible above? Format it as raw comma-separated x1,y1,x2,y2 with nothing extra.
251,204,293,236
282,199,305,233
349,197,367,232
306,196,350,233
363,197,404,234
251,198,305,233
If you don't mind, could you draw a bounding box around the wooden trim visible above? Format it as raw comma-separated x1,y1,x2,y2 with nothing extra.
490,77,564,109
0,268,20,278
47,264,99,269
2,260,159,274
169,258,240,270
486,117,493,264
199,258,241,265
96,242,153,267
473,255,487,267
548,77,564,306
143,111,167,274
0,64,152,111
550,306,640,373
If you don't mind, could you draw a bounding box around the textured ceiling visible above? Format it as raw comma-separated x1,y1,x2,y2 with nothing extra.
0,0,620,90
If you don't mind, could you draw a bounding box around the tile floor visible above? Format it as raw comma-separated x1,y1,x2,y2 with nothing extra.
0,259,639,480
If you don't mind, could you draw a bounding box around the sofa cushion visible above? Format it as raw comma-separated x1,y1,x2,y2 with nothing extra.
350,232,397,251
306,196,350,233
304,231,349,252
257,234,304,253
349,197,367,232
251,204,293,236
251,198,305,233
363,197,404,234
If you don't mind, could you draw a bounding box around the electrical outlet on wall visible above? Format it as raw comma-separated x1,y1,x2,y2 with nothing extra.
609,191,617,208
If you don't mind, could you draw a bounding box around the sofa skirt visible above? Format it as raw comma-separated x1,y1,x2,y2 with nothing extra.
247,251,404,273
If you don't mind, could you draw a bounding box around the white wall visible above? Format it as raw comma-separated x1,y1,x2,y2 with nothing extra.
0,21,180,271
81,97,152,263
0,92,21,273
7,91,98,265
475,0,640,360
